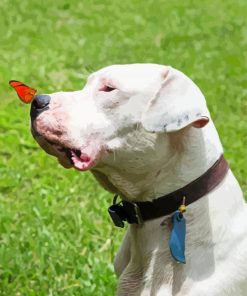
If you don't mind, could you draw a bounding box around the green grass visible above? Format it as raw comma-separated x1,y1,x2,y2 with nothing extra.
0,0,246,295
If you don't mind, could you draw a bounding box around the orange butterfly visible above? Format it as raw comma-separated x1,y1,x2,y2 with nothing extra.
9,80,37,104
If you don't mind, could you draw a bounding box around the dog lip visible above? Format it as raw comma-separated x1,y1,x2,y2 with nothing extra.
45,143,81,165
40,139,80,158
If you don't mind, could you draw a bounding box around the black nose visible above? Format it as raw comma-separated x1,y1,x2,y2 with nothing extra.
31,94,51,119
32,94,51,109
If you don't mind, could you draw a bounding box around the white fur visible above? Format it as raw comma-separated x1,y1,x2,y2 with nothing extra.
32,64,247,295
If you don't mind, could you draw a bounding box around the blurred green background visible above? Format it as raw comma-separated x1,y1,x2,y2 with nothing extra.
0,0,246,295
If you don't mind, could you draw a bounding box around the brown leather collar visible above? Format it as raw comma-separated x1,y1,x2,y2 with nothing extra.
108,155,229,227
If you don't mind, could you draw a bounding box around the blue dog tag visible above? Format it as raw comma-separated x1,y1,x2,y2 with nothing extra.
169,211,186,264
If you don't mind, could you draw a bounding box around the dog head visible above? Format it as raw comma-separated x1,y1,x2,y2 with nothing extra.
31,64,210,175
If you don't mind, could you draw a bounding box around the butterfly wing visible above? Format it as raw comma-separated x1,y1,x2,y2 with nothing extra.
9,80,37,103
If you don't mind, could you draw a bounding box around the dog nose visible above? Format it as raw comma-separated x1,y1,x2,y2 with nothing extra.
32,94,51,109
30,94,51,119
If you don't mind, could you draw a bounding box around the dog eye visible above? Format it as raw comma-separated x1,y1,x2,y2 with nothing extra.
99,85,116,92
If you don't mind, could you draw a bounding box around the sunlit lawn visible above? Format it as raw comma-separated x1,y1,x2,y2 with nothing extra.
0,0,246,295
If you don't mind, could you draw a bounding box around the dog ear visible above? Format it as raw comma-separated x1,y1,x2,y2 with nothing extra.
141,66,210,133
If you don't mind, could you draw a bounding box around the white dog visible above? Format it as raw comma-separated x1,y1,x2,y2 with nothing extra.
30,64,247,295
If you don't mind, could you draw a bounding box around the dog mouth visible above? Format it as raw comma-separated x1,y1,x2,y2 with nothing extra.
35,135,96,171
57,146,96,171
31,129,101,171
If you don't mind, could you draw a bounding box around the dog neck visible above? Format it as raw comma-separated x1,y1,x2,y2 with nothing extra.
93,121,224,202
151,122,224,199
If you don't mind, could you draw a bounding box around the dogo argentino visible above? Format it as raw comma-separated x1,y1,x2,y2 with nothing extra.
30,64,247,295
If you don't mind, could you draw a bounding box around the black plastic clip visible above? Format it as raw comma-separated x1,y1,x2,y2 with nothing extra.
108,195,125,228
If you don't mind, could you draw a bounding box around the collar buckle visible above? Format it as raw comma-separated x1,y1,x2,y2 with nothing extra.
122,200,143,225
131,202,143,225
